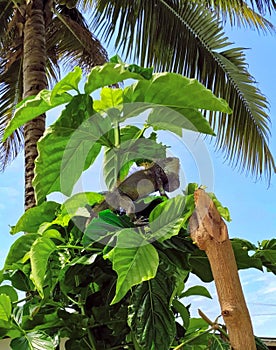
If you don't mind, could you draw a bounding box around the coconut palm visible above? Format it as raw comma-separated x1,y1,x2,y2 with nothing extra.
0,1,107,209
0,1,275,210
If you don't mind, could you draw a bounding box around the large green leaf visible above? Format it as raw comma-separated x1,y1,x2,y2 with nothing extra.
0,286,18,303
30,237,57,297
82,210,133,246
84,62,152,94
50,67,82,103
57,192,104,227
189,250,214,282
84,143,102,171
149,195,187,242
128,263,176,350
11,201,60,235
4,234,39,269
105,228,159,304
3,91,72,141
147,106,214,136
180,286,212,299
93,87,124,111
10,331,56,350
0,294,11,321
125,73,231,112
123,73,231,134
172,299,190,330
208,334,231,349
232,239,263,271
253,239,276,274
5,271,33,292
58,254,98,295
33,95,109,203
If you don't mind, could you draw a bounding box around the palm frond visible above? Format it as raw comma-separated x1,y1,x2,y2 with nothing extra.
91,0,275,180
0,6,25,171
47,6,108,72
203,0,275,33
0,0,13,44
248,0,276,14
0,58,24,171
46,45,61,87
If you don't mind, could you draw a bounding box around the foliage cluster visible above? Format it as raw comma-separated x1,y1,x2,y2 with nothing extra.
0,61,275,349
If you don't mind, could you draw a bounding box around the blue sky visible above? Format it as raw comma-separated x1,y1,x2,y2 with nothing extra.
0,12,276,338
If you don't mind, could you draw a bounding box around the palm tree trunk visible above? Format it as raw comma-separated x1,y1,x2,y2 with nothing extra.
23,0,47,210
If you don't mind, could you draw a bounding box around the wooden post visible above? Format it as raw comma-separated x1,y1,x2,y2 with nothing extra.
189,189,256,350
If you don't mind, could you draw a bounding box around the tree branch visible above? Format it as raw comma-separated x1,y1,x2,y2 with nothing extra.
189,189,256,350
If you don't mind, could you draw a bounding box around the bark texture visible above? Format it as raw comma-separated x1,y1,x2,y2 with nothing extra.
189,189,256,350
23,0,48,210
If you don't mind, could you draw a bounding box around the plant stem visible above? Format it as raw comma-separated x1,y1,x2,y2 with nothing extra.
173,329,211,349
58,244,101,252
87,328,98,350
114,120,120,148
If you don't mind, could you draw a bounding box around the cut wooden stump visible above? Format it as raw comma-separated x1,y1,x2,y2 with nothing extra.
189,189,256,350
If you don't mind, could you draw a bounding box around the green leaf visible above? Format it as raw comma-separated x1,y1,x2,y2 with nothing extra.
0,319,18,338
84,142,102,171
255,336,270,350
10,331,56,350
3,90,72,141
127,64,153,80
208,334,231,349
5,234,39,269
159,247,190,272
149,196,187,242
185,183,199,195
105,228,159,304
172,299,190,330
0,286,18,303
147,105,214,136
59,254,98,295
120,125,143,142
189,250,213,282
231,240,263,271
124,73,232,129
30,237,57,297
58,192,104,227
11,202,60,234
128,263,176,350
6,271,33,292
33,95,110,203
180,286,212,299
84,62,150,94
93,87,123,111
103,148,124,191
82,210,132,246
208,193,231,222
102,124,145,184
261,239,276,250
253,239,276,274
0,294,11,321
50,67,82,103
186,317,209,334
110,55,153,79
